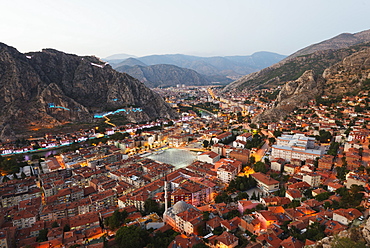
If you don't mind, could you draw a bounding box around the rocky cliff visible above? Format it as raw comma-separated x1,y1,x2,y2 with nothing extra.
224,29,370,92
253,47,370,123
0,43,177,140
115,64,212,88
253,71,325,123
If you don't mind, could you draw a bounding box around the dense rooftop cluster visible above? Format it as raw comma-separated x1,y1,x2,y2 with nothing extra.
0,86,370,247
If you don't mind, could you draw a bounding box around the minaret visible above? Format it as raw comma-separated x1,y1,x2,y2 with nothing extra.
164,177,168,213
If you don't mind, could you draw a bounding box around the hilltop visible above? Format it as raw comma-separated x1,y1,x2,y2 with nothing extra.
0,43,176,140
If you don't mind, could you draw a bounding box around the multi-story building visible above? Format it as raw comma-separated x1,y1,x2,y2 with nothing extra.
12,210,37,229
229,149,250,166
175,207,203,236
318,155,334,170
170,178,214,206
302,173,321,187
197,151,220,164
217,163,239,184
271,134,323,162
251,172,279,193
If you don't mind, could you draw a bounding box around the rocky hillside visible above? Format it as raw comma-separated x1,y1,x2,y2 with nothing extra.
225,29,370,92
253,71,325,123
115,64,213,88
0,43,176,140
253,47,370,123
286,29,370,60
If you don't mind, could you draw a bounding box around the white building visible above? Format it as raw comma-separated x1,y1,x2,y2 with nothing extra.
271,134,323,162
197,151,220,164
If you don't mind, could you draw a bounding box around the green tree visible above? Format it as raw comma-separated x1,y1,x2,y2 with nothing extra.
249,156,256,166
203,140,209,148
251,191,258,200
144,198,161,215
63,224,70,232
51,221,59,228
203,211,210,221
37,229,48,242
315,192,331,201
116,226,149,248
254,161,267,173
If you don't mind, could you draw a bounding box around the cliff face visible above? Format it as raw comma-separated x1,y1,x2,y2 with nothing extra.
253,71,325,123
253,47,370,123
0,44,176,139
224,29,370,92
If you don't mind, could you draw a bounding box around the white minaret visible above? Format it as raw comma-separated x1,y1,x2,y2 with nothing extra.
164,179,168,213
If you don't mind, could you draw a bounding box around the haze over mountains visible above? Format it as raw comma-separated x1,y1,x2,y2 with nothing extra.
105,52,286,87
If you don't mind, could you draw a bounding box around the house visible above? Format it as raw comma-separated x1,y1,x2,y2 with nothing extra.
261,196,291,207
284,164,299,175
333,208,362,225
280,236,304,248
302,173,321,187
211,231,239,248
217,163,239,184
229,149,250,166
206,216,222,232
285,189,302,201
345,173,367,189
175,207,203,236
220,217,241,232
256,232,282,248
312,188,327,197
197,151,220,164
239,215,261,235
236,132,253,142
212,132,233,144
237,200,260,214
327,182,343,192
251,172,279,193
12,210,37,229
270,158,285,173
233,139,247,149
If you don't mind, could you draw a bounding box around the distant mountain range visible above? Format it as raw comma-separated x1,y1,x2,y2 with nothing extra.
0,43,176,140
115,64,212,88
104,52,286,87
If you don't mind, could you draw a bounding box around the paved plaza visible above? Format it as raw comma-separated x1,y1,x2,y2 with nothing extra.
148,148,196,169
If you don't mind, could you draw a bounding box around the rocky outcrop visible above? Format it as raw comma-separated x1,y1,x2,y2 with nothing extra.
115,64,212,88
253,46,370,123
323,47,370,95
253,70,325,123
0,43,177,139
224,29,370,92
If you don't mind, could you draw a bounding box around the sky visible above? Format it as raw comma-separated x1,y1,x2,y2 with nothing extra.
1,0,369,59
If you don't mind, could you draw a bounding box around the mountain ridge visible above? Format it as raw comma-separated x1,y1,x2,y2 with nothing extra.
224,29,370,92
105,52,286,79
115,64,215,88
0,43,176,140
